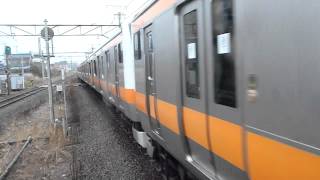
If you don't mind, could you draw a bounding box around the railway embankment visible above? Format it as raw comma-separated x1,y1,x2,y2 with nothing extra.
0,79,72,180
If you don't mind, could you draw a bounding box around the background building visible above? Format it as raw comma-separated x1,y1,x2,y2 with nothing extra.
9,53,33,74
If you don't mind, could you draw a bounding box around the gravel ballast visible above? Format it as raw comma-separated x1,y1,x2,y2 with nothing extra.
68,80,162,180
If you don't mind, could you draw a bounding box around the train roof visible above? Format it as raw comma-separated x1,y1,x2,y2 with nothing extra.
131,0,176,32
82,0,178,65
83,31,122,64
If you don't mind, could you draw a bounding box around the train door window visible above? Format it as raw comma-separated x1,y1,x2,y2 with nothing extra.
92,61,94,74
134,31,141,60
101,56,105,78
184,10,200,99
212,0,236,108
118,43,123,63
148,32,153,50
114,46,118,63
147,32,153,78
97,56,100,77
94,60,97,76
89,63,91,75
105,51,110,68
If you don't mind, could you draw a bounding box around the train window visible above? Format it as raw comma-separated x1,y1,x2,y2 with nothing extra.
134,31,141,60
94,60,97,76
118,43,123,63
101,56,105,78
89,63,91,75
148,33,153,50
212,0,236,107
114,46,118,64
97,56,100,77
105,51,110,69
184,10,200,99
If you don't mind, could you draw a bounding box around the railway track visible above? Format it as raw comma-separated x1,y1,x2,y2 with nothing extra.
0,87,46,109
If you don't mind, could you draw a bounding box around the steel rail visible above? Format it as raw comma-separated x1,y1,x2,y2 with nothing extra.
0,136,32,180
0,87,46,108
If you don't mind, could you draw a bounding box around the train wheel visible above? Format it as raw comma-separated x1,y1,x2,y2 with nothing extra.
153,143,185,180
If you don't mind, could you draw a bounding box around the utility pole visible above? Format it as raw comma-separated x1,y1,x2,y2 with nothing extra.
115,12,123,28
38,37,45,79
51,39,54,57
5,54,10,95
62,68,67,137
44,19,55,123
117,12,121,26
20,56,24,89
4,46,11,95
20,56,24,75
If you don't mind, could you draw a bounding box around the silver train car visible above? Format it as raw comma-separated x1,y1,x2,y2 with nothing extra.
78,0,320,179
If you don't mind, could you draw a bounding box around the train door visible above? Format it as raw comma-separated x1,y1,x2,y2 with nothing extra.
93,59,98,87
100,55,106,94
206,0,247,179
105,50,111,98
89,62,91,83
96,56,101,90
179,0,215,175
144,25,161,136
90,60,94,85
114,46,120,99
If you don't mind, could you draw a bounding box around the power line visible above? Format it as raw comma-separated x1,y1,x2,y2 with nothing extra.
0,34,109,37
53,52,91,54
0,24,120,37
0,24,118,27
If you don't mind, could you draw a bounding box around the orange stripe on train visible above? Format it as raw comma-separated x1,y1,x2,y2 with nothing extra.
183,107,245,170
247,132,320,180
157,99,179,134
120,87,135,104
209,116,244,170
105,34,122,50
183,107,209,149
135,91,147,113
149,95,156,119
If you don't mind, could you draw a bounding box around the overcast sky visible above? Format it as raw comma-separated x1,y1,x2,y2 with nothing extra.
0,0,149,64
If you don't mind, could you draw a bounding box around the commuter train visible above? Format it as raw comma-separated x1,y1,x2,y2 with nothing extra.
78,0,320,179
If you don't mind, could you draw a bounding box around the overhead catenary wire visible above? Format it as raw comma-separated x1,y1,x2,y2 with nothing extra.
83,0,154,61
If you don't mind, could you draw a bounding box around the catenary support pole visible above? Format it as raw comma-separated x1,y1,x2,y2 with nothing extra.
44,19,55,123
38,37,45,79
